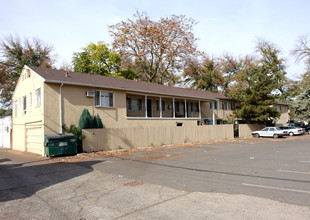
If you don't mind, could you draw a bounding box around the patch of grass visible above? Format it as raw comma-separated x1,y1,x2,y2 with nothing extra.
116,146,123,150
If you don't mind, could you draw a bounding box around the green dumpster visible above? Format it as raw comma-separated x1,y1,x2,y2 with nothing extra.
44,133,77,157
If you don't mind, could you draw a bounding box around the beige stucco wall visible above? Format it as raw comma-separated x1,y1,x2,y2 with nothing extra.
83,124,234,151
44,83,211,131
12,67,45,154
275,104,290,126
239,124,265,138
201,100,234,123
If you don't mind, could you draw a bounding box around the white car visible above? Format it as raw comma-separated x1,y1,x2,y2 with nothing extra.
279,126,305,136
252,127,287,138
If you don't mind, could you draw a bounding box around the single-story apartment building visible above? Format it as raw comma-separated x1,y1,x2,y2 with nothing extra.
12,66,290,155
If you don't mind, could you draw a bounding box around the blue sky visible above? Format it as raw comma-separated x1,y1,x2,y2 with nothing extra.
0,0,309,80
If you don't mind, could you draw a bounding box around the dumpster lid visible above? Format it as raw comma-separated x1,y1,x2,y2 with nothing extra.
45,133,75,140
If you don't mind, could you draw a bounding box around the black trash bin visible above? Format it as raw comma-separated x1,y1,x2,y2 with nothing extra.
44,133,77,157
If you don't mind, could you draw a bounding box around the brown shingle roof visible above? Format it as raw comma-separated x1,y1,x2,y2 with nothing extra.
29,66,228,100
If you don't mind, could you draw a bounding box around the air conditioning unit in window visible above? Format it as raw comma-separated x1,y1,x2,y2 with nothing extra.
86,91,95,97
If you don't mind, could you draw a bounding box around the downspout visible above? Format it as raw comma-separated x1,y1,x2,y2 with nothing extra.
60,83,64,134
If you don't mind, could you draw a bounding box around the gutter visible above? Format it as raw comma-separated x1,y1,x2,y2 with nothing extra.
60,83,64,133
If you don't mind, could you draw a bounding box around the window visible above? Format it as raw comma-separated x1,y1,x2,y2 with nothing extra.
191,102,199,112
231,102,236,110
35,88,41,107
14,100,17,117
95,91,114,107
175,101,180,112
22,96,27,115
279,106,282,112
210,101,217,110
127,97,142,111
156,100,166,112
29,92,32,106
222,101,227,110
162,100,166,112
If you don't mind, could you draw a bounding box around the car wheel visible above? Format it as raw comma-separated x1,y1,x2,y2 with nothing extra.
289,132,294,136
255,133,260,138
308,130,310,135
273,134,279,138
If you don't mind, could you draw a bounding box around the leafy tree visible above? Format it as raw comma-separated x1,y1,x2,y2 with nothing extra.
114,68,138,80
292,84,310,122
221,40,289,124
78,109,95,131
255,39,288,100
227,56,280,123
298,71,310,91
0,34,54,108
0,108,7,118
183,55,224,92
72,42,121,76
109,11,199,85
219,53,240,93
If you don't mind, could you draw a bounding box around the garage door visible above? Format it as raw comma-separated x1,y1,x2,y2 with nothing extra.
26,125,43,155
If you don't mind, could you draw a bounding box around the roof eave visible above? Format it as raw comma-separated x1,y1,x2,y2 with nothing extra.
44,79,217,101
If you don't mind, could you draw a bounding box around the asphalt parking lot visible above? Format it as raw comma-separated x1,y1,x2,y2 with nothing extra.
85,135,310,206
1,135,310,219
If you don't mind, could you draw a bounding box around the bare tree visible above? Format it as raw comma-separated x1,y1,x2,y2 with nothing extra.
292,36,310,63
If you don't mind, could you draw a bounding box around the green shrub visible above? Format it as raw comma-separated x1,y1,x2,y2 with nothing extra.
78,109,95,131
63,124,81,138
95,114,103,128
62,124,85,153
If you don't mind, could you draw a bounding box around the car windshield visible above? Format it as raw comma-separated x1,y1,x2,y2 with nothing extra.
275,127,281,131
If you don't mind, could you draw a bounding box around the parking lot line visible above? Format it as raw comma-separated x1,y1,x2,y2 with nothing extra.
276,170,310,175
242,183,310,194
299,161,310,163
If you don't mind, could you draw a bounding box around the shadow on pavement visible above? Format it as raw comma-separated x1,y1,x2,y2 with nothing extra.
0,158,102,202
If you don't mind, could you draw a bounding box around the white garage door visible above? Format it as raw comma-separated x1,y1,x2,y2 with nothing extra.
26,125,43,155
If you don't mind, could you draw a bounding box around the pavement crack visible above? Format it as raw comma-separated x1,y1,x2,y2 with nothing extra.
158,186,164,200
113,192,191,220
33,192,71,220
